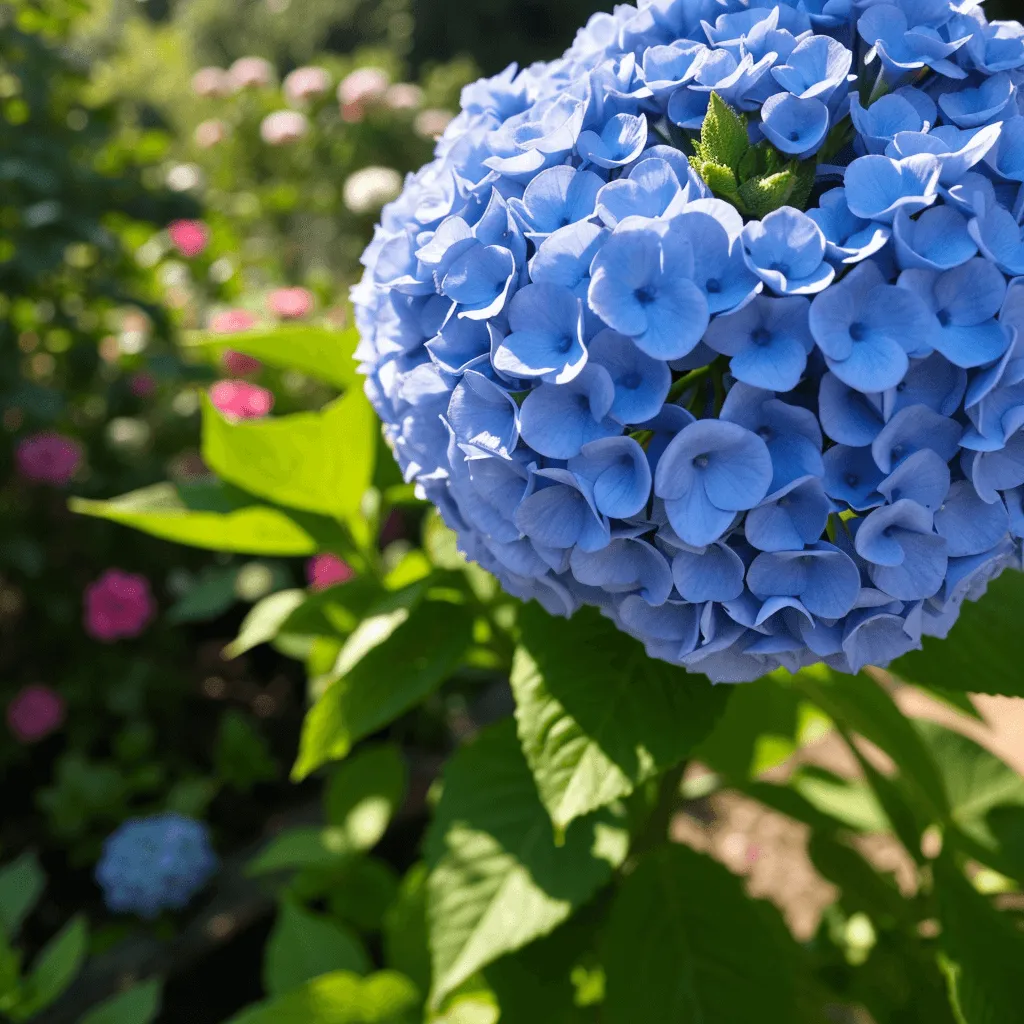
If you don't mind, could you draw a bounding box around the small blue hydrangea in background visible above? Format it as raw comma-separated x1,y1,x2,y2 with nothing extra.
96,814,217,918
353,0,1024,683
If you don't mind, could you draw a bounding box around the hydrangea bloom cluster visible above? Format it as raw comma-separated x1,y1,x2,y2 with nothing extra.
95,814,217,918
353,0,1024,683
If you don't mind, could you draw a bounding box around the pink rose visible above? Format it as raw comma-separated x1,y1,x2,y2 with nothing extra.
284,66,331,104
129,372,157,398
209,309,258,335
15,432,82,485
209,380,274,420
84,570,156,642
222,350,263,376
6,685,65,743
306,553,354,591
168,219,209,259
268,286,314,319
229,56,274,90
260,110,308,146
192,67,232,98
194,119,229,149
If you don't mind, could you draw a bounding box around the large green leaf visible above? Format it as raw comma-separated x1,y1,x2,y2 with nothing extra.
601,845,809,1022
425,721,628,1008
511,606,729,833
934,854,1024,1024
184,325,359,390
78,980,162,1024
71,481,317,555
0,852,44,939
792,669,949,821
201,390,375,520
293,600,474,780
225,589,308,659
324,744,406,852
225,970,419,1024
891,571,1024,696
16,916,87,1018
264,902,371,996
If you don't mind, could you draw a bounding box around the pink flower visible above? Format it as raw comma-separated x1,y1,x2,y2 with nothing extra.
209,380,274,419
337,67,389,107
129,372,157,398
209,309,258,334
268,286,314,319
15,432,82,485
385,83,423,110
306,553,354,591
192,67,232,98
6,685,65,743
260,110,309,146
284,66,331,104
84,570,156,642
229,56,274,90
194,119,228,149
414,108,455,140
222,350,263,376
168,219,209,259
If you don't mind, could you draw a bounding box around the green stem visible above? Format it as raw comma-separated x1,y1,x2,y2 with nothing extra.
666,363,714,403
632,760,689,858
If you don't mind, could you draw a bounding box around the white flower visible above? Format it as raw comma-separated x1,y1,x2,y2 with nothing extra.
229,56,275,90
191,67,231,98
385,83,424,110
260,110,309,146
342,166,403,214
337,67,389,106
414,108,454,140
194,119,228,149
166,163,203,192
283,66,331,104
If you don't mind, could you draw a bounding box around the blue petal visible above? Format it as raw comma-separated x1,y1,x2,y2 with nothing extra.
568,436,652,519
671,541,746,602
934,479,1010,556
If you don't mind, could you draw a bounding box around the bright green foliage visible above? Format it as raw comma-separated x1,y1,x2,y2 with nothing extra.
225,589,308,658
324,744,407,851
425,721,628,1007
511,605,728,833
602,846,808,1022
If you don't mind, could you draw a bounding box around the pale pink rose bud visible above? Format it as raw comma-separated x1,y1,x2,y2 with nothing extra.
337,67,389,107
283,66,331,104
342,166,403,215
229,56,275,90
385,83,423,110
84,570,156,642
194,119,229,149
6,685,65,743
414,108,455,140
15,432,82,485
221,350,263,376
129,372,157,398
260,110,309,146
306,553,354,591
268,286,314,319
168,219,209,259
192,67,232,98
209,309,258,334
209,380,274,420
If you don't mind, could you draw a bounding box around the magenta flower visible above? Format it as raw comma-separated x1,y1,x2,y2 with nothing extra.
84,570,156,642
268,286,314,319
129,372,157,398
168,219,209,259
306,553,355,591
221,350,263,376
6,685,65,743
209,309,258,335
15,431,82,485
209,380,274,419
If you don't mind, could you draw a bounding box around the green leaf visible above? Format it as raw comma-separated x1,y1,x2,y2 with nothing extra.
264,902,371,996
166,565,239,624
601,846,808,1021
214,710,277,792
702,92,749,172
791,668,949,821
738,169,796,218
697,161,739,197
384,865,432,997
224,970,419,1024
934,853,1024,1024
324,744,406,852
891,570,1024,696
327,859,400,931
510,605,729,833
425,721,628,1008
0,853,45,939
789,766,889,833
201,390,376,520
18,915,87,1017
293,599,474,780
78,980,162,1024
183,325,360,390
70,482,318,556
225,589,308,659
247,827,353,875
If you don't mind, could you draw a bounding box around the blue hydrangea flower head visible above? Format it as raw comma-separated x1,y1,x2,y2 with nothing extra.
354,0,1024,683
96,814,217,918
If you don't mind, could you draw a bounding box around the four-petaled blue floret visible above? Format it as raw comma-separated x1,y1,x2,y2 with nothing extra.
353,0,1024,683
95,813,218,918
